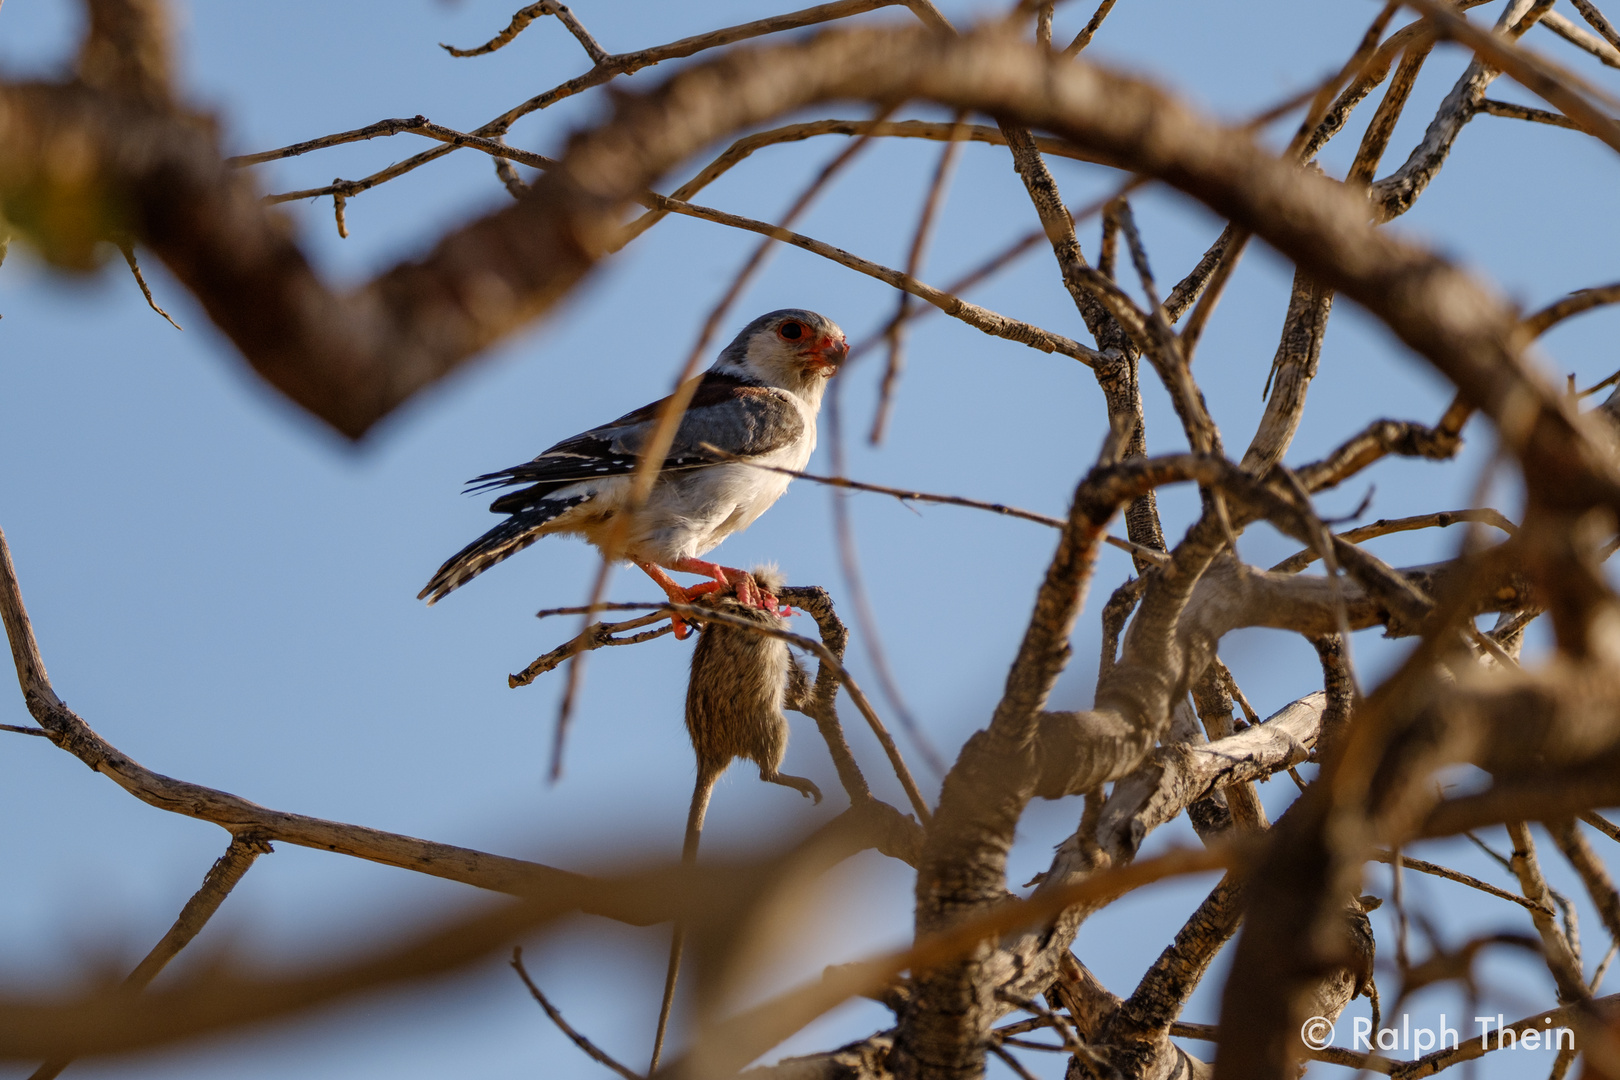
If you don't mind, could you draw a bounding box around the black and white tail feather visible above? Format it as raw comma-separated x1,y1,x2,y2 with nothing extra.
417,496,591,604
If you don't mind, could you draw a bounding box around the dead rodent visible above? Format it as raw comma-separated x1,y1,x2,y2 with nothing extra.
650,566,821,1069
684,579,820,805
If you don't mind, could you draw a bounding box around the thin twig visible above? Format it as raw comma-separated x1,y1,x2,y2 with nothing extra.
1595,943,1618,991
1061,0,1117,56
987,1043,1044,1080
266,126,557,203
843,175,1144,369
646,193,1099,364
1391,847,1412,976
28,833,270,1080
1269,508,1517,573
1216,661,1261,725
236,116,557,175
1478,97,1582,128
996,992,1086,1055
229,115,433,166
1285,1,1400,161
117,243,181,330
1524,282,1620,336
1113,200,1161,312
1370,850,1551,914
993,1016,1059,1038
1550,819,1620,971
827,392,947,777
1580,368,1620,399
1541,10,1620,68
551,557,615,782
1582,811,1620,845
1487,607,1541,644
442,1,610,63
1275,464,1361,695
997,988,1119,1075
872,114,966,444
695,442,1169,563
995,1036,1066,1052
250,0,914,205
510,948,644,1080
616,118,1111,250
1177,228,1249,362
509,613,674,688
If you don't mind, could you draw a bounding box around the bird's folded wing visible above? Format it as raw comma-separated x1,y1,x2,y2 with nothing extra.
468,372,804,510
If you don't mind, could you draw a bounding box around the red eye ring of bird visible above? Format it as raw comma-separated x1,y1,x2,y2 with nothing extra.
777,320,805,341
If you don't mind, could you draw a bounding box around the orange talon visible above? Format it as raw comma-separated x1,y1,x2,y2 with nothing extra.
634,559,702,640
638,557,788,634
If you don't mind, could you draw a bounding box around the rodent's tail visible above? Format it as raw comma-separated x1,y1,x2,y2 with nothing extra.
417,497,588,604
650,769,720,1072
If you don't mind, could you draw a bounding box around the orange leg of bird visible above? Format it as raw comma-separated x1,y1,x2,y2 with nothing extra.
634,560,702,640
664,557,788,616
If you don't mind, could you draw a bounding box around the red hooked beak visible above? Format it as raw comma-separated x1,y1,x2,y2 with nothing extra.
805,335,848,376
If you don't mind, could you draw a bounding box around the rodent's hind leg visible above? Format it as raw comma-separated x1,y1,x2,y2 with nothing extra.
761,768,822,804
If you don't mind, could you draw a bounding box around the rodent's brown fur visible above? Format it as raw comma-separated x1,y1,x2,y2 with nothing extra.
650,568,821,1070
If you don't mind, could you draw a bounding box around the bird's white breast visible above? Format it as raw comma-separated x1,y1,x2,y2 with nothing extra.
624,390,816,564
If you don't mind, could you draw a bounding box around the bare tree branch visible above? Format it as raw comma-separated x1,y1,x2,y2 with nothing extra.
1371,848,1552,914
0,523,611,904
1270,509,1517,574
1478,97,1585,127
1571,0,1620,52
442,1,610,63
510,949,644,1080
642,193,1099,363
1541,10,1620,68
28,833,271,1080
1524,282,1620,336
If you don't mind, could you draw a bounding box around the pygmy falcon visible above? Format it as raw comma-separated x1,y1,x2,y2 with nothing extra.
418,309,847,634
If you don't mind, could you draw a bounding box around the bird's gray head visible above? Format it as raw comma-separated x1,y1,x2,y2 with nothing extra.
712,309,847,398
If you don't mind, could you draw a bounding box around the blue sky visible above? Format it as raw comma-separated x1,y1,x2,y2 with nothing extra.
1,1,1618,1077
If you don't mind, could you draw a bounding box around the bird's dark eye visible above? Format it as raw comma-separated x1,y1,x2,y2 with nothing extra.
778,321,804,340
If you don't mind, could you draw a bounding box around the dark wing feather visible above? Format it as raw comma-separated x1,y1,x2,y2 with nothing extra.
470,372,804,514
